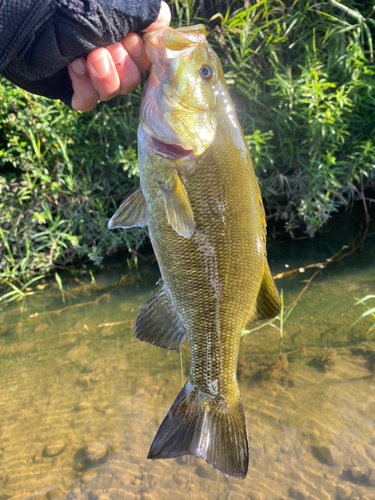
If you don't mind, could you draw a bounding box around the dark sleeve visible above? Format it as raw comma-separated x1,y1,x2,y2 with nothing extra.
0,0,161,105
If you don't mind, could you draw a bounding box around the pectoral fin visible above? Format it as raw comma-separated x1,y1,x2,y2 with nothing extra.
247,263,280,324
108,188,147,229
135,280,187,350
161,171,194,238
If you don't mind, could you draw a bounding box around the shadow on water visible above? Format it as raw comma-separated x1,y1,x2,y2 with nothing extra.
0,205,374,500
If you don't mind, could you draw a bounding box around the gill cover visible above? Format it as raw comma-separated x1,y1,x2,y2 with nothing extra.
141,25,219,156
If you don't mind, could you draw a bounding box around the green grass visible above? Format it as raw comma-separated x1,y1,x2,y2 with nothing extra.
0,84,147,283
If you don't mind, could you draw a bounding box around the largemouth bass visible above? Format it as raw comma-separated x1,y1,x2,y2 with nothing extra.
109,25,280,479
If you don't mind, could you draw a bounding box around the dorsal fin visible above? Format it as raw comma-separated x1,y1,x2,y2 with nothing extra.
108,188,147,229
163,28,195,51
247,263,280,324
135,280,187,350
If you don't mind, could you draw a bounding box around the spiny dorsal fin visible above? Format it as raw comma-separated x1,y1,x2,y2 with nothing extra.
108,188,147,229
163,28,195,51
247,262,280,324
161,171,194,238
135,280,187,350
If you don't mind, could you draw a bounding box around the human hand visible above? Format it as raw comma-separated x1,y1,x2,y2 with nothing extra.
68,1,171,112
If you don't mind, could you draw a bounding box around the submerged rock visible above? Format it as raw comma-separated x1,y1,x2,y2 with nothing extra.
43,441,66,457
288,486,307,500
47,488,65,500
66,340,90,361
34,323,49,333
74,402,92,412
76,376,91,390
195,463,218,480
311,445,334,465
336,483,353,500
74,443,109,470
343,466,373,485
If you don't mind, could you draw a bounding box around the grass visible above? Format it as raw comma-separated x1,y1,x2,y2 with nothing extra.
352,295,375,333
0,83,148,286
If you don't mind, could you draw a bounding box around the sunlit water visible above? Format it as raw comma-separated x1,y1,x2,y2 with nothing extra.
0,208,374,500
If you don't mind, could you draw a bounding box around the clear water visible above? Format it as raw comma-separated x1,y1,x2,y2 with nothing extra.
0,208,374,500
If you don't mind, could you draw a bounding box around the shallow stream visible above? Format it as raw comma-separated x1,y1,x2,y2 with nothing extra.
0,208,374,500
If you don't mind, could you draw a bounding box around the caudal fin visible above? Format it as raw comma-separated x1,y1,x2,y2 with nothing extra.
148,381,248,479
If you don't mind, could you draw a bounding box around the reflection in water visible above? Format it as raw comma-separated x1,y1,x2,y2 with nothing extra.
0,211,374,500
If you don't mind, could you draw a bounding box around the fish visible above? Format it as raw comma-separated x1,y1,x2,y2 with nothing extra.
108,24,280,479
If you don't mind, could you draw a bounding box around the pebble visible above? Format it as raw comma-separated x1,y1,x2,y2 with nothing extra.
66,340,89,361
43,441,66,457
141,494,153,500
311,445,334,465
33,453,43,464
173,475,186,486
336,483,353,500
74,402,92,412
34,323,49,333
76,376,91,389
76,443,109,469
249,493,263,500
94,404,106,414
288,486,307,500
194,463,218,480
80,470,98,483
227,492,248,500
345,466,371,484
47,488,65,500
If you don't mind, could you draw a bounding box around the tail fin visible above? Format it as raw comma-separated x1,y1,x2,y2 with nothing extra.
147,381,248,479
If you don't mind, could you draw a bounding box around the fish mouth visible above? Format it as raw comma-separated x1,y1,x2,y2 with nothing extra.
152,137,193,159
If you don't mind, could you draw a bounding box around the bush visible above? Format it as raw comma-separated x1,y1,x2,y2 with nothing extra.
205,0,375,235
1,0,374,282
0,82,147,281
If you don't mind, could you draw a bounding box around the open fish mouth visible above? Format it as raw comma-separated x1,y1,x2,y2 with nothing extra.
152,137,193,159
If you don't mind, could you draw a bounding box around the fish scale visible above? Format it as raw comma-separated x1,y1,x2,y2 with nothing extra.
108,24,280,479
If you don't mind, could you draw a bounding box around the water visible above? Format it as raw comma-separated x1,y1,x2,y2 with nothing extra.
0,207,374,500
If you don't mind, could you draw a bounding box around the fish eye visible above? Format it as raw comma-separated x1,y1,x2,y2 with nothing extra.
199,65,214,81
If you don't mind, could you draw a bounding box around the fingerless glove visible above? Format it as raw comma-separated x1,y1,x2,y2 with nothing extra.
0,0,161,105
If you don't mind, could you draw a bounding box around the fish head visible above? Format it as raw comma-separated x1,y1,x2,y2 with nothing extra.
141,25,221,158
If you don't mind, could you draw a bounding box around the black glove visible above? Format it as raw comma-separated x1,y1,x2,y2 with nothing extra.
0,0,161,106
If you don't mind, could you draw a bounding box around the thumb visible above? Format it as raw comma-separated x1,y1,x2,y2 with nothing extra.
143,1,171,32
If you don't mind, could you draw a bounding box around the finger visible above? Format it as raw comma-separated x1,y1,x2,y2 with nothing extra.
87,48,120,101
122,34,150,74
68,58,99,112
106,42,142,95
143,1,171,32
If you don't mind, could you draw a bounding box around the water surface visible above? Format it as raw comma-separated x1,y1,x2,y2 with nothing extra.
0,209,374,500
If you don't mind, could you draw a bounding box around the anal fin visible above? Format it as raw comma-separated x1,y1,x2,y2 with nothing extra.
247,262,280,323
108,187,147,229
135,280,187,350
